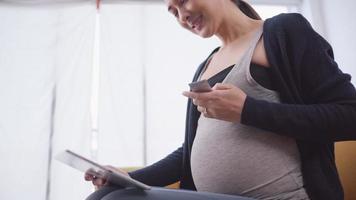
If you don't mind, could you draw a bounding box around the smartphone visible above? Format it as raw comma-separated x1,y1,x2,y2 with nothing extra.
189,79,212,93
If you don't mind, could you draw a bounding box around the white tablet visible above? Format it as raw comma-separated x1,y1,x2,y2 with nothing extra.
55,149,151,190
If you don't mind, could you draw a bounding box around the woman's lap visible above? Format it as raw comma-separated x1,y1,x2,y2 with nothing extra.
86,187,253,200
86,186,121,200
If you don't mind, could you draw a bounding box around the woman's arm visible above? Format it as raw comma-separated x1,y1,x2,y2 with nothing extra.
128,146,183,186
241,13,356,142
241,96,356,142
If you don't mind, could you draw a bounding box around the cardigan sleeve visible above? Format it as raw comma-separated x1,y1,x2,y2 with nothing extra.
241,13,356,142
128,146,183,186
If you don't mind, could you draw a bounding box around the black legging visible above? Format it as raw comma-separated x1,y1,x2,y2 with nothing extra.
86,186,254,200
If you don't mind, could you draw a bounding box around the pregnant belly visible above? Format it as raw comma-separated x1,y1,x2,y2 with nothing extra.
190,117,303,198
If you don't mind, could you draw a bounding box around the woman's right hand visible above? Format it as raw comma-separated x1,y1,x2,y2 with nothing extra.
84,165,130,190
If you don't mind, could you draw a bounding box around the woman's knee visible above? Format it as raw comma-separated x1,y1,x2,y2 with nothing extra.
101,188,149,200
86,186,123,200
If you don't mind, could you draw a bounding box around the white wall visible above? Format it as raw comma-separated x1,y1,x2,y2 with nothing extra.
322,0,356,85
0,2,95,200
301,0,356,85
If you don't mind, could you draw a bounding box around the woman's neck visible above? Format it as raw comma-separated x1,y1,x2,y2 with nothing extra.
215,5,263,47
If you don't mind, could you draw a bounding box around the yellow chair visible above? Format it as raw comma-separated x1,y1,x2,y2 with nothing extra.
335,141,356,200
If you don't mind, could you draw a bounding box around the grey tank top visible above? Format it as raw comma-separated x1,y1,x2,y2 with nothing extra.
190,27,310,200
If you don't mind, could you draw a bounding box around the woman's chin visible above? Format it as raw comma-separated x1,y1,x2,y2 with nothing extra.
196,29,213,38
188,26,213,38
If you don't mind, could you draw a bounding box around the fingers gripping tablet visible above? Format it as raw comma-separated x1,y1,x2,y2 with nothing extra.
55,150,151,190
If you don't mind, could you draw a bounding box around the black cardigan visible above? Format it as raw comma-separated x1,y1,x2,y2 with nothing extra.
129,13,356,200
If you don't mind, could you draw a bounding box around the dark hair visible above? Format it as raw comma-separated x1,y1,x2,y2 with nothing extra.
233,0,262,20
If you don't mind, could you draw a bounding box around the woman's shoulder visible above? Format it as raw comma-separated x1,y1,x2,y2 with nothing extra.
263,13,323,55
267,13,308,23
264,13,314,37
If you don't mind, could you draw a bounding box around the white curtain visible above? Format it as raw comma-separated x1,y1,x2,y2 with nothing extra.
49,3,96,200
0,1,96,200
0,5,56,199
97,4,145,167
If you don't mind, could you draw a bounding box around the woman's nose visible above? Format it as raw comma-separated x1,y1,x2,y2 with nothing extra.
179,11,190,24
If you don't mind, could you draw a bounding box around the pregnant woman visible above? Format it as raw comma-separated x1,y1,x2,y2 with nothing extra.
85,1,356,200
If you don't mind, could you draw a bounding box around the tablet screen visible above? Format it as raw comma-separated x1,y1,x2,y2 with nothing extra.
56,150,106,175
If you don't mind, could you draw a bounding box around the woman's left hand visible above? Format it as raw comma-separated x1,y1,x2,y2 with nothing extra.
183,83,247,123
